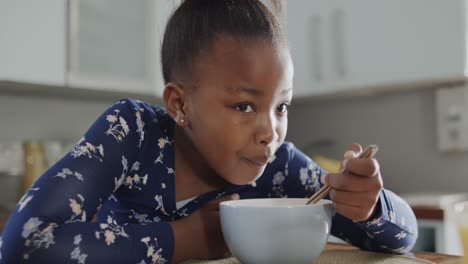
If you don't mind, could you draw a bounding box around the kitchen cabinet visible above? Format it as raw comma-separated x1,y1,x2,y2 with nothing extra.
400,192,468,255
68,0,167,96
0,0,67,86
0,0,174,97
286,0,330,97
286,0,466,98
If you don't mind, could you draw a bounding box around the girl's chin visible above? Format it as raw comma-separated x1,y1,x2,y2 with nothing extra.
225,172,263,186
221,162,266,185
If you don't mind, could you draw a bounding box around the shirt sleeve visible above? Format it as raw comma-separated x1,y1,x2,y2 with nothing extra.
0,99,174,264
256,142,418,254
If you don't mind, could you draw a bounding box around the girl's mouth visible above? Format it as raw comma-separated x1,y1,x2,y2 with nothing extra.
243,156,269,167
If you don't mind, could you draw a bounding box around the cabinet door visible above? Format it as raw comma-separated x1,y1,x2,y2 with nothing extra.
335,0,465,92
287,0,334,97
0,0,66,86
68,0,164,96
286,0,466,98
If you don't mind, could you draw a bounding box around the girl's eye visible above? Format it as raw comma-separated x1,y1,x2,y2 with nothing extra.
276,103,290,114
235,103,255,113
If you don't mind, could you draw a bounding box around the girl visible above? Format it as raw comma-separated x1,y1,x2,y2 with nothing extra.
0,0,417,263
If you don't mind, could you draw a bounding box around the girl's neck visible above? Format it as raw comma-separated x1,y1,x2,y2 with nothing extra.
173,125,229,201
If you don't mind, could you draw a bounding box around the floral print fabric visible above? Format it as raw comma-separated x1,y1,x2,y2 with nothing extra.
0,99,417,263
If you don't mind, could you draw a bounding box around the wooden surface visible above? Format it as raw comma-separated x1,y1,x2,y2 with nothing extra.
326,243,463,264
412,206,445,220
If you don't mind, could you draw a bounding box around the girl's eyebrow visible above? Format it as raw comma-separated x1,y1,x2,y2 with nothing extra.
227,86,262,97
227,86,292,96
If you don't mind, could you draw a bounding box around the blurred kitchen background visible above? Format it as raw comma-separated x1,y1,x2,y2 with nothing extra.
2,0,468,256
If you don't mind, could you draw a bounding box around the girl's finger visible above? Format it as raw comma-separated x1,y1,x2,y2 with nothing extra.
326,172,382,192
330,189,379,209
341,143,362,171
344,143,362,159
334,202,374,222
343,158,380,178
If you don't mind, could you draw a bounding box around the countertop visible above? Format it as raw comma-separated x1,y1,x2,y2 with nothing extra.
326,243,463,264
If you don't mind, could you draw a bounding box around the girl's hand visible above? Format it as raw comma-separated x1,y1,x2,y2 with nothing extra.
170,193,239,263
324,143,383,222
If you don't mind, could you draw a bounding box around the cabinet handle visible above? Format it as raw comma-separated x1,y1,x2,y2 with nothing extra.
330,8,346,78
67,0,79,77
310,15,323,82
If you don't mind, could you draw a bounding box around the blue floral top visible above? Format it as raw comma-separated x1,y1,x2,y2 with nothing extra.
0,99,417,263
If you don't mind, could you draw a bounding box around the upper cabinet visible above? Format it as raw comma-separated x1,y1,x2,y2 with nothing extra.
286,0,466,98
68,0,157,95
0,0,175,97
3,0,466,98
0,0,67,87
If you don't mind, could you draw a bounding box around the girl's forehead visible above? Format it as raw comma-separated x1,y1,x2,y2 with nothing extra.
190,36,293,97
195,36,292,76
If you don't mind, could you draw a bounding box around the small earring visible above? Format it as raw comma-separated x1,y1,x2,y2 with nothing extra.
180,118,185,123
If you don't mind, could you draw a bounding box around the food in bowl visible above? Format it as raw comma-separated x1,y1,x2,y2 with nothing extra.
220,198,333,264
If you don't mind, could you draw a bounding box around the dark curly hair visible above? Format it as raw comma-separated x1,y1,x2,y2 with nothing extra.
161,0,286,84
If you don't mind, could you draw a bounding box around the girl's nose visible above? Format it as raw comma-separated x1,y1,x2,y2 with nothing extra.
255,112,278,146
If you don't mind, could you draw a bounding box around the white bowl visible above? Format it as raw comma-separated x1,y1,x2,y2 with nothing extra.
220,198,333,264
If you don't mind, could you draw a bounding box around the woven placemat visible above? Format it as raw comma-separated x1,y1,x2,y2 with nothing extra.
180,249,435,264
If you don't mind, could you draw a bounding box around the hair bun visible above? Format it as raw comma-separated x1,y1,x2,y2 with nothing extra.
161,0,285,84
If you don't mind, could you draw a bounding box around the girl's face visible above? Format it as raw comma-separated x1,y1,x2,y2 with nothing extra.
184,36,293,185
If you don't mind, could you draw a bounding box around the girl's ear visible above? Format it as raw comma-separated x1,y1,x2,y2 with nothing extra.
163,82,189,127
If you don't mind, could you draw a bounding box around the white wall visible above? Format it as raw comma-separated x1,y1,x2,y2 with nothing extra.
0,95,112,142
287,88,468,194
